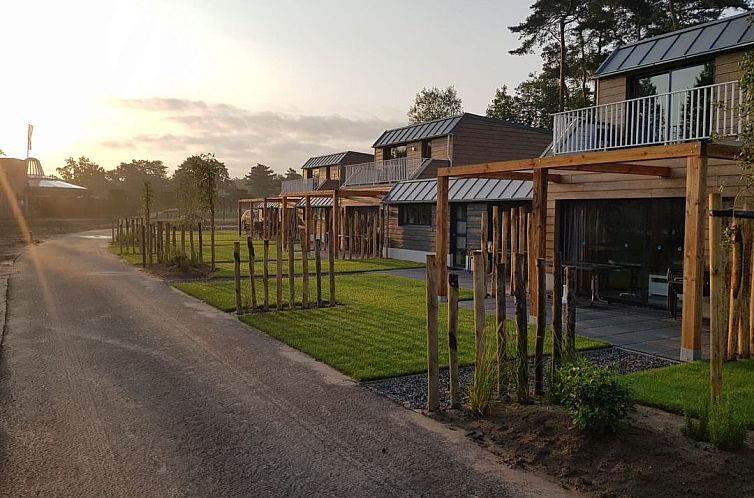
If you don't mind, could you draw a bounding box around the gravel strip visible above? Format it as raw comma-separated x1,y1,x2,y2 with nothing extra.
363,347,676,411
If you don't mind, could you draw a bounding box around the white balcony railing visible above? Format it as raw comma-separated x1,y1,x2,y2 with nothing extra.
552,81,743,155
280,177,317,193
343,157,428,186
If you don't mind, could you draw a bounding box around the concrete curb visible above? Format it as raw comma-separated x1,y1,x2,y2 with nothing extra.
0,275,8,347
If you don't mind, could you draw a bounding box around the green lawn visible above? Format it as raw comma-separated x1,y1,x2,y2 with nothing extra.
627,360,754,428
175,273,607,381
110,229,423,277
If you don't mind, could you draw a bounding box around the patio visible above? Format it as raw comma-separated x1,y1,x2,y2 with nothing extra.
387,268,707,361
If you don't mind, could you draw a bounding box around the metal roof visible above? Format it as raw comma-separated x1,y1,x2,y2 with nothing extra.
251,201,280,210
383,178,533,204
373,115,464,148
27,178,86,190
596,11,754,78
294,196,333,208
302,152,348,169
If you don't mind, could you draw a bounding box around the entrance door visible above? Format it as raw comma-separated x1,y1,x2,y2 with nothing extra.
450,204,467,268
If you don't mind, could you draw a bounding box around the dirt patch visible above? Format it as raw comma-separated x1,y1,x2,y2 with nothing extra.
436,401,754,497
144,262,214,280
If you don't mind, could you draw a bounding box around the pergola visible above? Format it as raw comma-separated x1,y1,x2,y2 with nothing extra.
237,189,387,253
435,141,741,361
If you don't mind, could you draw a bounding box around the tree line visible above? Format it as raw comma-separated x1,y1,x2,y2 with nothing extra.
408,1,751,128
55,156,302,220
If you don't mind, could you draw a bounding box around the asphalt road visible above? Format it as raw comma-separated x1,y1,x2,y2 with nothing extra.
0,231,570,497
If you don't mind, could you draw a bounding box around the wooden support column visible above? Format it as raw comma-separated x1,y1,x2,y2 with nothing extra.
709,193,723,404
332,191,340,260
531,169,548,317
281,197,288,251
305,195,311,253
436,176,449,297
681,153,707,361
238,201,242,237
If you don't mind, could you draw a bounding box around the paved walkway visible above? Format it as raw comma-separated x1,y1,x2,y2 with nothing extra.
386,268,708,361
0,231,569,497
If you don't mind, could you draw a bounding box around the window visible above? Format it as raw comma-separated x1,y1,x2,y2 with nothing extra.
421,140,432,158
329,166,339,181
386,145,407,160
399,204,433,226
632,62,714,98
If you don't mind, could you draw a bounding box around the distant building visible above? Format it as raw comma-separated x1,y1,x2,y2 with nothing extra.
0,157,86,219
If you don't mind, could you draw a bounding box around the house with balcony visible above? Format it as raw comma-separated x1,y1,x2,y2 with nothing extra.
434,11,754,361
376,113,551,264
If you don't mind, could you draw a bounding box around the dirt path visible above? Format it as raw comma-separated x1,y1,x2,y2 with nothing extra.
0,230,572,497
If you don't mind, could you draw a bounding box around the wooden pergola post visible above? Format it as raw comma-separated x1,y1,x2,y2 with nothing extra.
436,176,449,297
262,197,268,240
237,200,243,237
332,191,340,259
305,195,311,252
680,152,707,361
530,168,548,316
281,196,288,251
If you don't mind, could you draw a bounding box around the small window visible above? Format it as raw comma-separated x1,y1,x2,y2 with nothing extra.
422,140,432,158
329,166,339,181
399,204,433,226
386,145,407,160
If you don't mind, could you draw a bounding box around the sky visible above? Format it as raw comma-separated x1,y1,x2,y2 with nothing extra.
0,0,542,178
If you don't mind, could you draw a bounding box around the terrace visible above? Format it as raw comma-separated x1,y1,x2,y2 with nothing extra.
342,157,431,187
551,80,742,155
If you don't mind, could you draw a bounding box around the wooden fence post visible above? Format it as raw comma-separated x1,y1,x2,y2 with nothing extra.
288,232,296,310
514,252,529,402
301,229,309,309
709,193,724,404
534,258,546,395
728,221,741,360
111,220,115,243
181,224,186,258
247,236,257,312
190,224,195,262
426,254,439,412
739,203,752,359
148,223,154,266
565,266,576,358
480,211,488,296
234,242,242,315
509,208,518,296
198,222,204,263
141,224,146,268
276,228,283,310
552,251,563,374
315,239,323,307
119,219,123,255
448,272,460,409
472,251,486,373
496,262,506,397
492,206,500,297
263,239,270,311
329,229,336,307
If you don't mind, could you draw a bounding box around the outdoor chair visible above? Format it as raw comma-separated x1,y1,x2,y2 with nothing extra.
666,268,684,319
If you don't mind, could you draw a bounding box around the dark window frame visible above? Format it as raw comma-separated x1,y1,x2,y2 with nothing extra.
398,204,433,226
386,145,408,160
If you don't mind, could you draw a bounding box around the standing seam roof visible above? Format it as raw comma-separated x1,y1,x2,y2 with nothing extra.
595,11,754,78
383,178,533,204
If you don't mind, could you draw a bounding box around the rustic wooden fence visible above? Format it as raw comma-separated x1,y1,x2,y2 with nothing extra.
112,217,205,267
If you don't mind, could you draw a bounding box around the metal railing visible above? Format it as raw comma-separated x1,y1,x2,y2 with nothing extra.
552,80,743,155
280,177,317,193
342,157,428,186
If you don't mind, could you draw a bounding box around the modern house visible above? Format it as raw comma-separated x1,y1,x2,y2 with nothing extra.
0,157,86,219
379,114,551,264
434,11,754,361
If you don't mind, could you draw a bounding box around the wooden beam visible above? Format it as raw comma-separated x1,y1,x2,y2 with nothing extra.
705,142,741,161
339,189,390,198
332,191,340,259
438,142,702,178
476,171,563,183
680,154,707,361
436,176,449,297
562,162,672,178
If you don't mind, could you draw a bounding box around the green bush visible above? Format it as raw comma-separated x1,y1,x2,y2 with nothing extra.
682,404,709,442
557,358,633,433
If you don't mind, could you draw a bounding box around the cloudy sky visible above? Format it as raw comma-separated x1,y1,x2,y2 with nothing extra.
0,0,541,178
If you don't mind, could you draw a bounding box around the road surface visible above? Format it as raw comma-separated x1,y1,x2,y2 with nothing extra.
0,231,569,497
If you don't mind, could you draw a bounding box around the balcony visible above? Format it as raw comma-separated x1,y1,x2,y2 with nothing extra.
551,81,742,155
342,157,430,187
280,177,317,193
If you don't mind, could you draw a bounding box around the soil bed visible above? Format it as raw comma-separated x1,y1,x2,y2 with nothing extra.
364,347,674,410
437,402,754,497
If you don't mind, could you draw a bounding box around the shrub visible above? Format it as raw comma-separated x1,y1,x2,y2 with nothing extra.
467,355,498,416
682,404,709,443
708,401,747,451
557,358,633,433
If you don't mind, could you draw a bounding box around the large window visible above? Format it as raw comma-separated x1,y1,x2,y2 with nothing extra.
421,140,432,158
399,204,433,226
631,62,714,143
386,145,407,160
